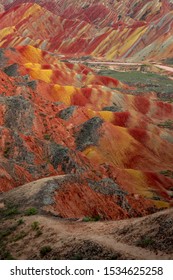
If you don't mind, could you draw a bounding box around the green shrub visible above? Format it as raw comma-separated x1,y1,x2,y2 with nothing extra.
83,215,101,222
35,229,42,237
17,219,24,225
0,225,18,241
13,231,27,242
136,236,154,248
71,253,83,260
40,246,52,257
160,170,173,178
44,134,51,140
158,120,173,129
4,207,20,217
1,250,15,260
4,147,11,158
31,221,39,231
24,208,38,216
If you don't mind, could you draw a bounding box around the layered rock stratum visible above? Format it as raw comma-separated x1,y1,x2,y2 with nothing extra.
0,0,173,260
0,0,173,61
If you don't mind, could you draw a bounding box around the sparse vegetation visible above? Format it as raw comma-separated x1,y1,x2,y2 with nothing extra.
17,219,24,225
35,229,42,237
4,146,11,158
98,70,173,97
3,142,12,158
160,170,173,179
0,206,20,219
31,221,42,237
31,221,39,231
0,225,18,240
82,215,101,222
157,120,173,129
40,246,52,257
0,221,22,260
71,253,83,260
164,57,173,65
0,249,15,260
13,231,27,242
136,236,155,248
24,208,38,216
110,253,122,260
5,207,19,216
44,134,51,140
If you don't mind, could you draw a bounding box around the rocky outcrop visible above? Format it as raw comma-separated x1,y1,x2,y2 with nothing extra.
0,175,155,219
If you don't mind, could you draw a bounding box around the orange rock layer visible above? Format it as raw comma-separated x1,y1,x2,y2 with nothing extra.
0,1,173,219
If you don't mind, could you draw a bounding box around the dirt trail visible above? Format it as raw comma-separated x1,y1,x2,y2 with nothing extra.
1,176,173,260
89,236,167,260
155,64,173,73
16,210,173,260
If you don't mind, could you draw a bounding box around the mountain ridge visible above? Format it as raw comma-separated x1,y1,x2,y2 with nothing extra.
0,1,173,61
0,0,173,260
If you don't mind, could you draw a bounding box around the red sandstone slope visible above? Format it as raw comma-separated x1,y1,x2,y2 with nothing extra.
0,1,173,61
0,44,173,220
3,1,173,21
0,1,173,220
